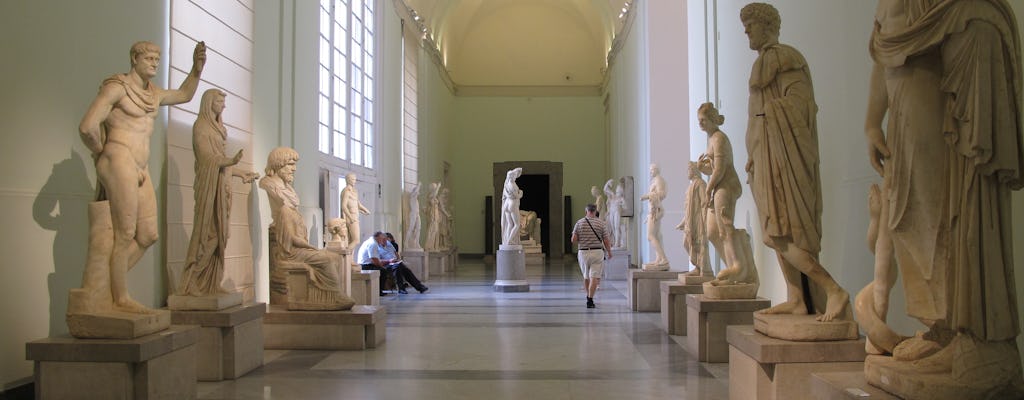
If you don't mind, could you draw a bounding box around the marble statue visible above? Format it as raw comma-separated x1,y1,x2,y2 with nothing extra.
591,185,606,221
424,182,447,251
403,183,423,251
500,167,524,246
68,41,206,337
604,178,627,249
639,164,669,270
518,210,541,243
327,217,348,248
741,3,850,323
439,186,453,249
260,147,353,310
676,161,712,278
176,89,258,301
340,173,371,250
853,1,1024,398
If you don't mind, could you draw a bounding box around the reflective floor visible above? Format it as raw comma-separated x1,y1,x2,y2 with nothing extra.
198,257,730,399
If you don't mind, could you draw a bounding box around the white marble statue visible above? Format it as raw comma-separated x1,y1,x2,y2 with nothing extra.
676,160,712,278
602,179,621,248
518,210,541,243
403,183,423,251
340,173,371,250
500,167,524,246
177,89,259,299
853,1,1024,398
424,182,447,251
640,164,668,270
741,3,850,322
68,41,206,337
439,186,453,249
260,147,353,310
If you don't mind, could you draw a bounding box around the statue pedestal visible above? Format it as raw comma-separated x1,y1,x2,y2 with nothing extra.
641,262,670,272
627,269,679,311
167,292,243,311
522,240,545,264
263,305,385,350
26,325,198,400
170,303,266,381
448,246,459,271
810,371,898,400
685,294,770,362
604,248,631,280
285,270,355,311
754,313,858,341
679,273,714,285
403,249,429,281
326,243,356,293
727,325,866,400
428,250,451,275
495,245,529,292
351,270,380,306
660,281,704,335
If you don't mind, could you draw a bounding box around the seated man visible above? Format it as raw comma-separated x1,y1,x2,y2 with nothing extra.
357,232,428,295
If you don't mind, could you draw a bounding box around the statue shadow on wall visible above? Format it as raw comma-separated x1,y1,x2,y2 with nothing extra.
165,155,189,296
32,150,92,336
247,177,263,300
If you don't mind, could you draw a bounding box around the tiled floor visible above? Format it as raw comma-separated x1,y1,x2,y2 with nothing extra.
198,257,730,399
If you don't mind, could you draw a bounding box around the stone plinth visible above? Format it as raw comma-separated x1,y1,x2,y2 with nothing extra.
679,274,714,285
351,270,380,306
754,313,858,341
727,325,866,400
810,371,898,400
65,292,171,339
447,246,459,271
403,249,429,282
167,292,243,311
628,269,680,311
263,305,385,350
495,245,529,292
170,303,266,381
604,248,631,280
685,294,770,362
26,325,199,400
660,281,704,335
524,253,546,264
428,251,450,275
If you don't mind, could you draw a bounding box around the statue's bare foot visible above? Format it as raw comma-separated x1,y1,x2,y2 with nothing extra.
716,266,739,281
759,300,807,315
816,288,850,322
114,296,154,314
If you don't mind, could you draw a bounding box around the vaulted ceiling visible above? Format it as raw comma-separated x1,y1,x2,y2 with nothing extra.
403,0,630,87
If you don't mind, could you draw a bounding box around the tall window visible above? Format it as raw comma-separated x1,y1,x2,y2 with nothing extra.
401,26,419,189
318,0,375,168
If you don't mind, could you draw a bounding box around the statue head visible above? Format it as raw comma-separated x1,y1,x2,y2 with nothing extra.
327,217,347,243
198,89,227,125
591,185,601,197
507,167,523,181
129,41,161,80
688,161,702,180
345,173,357,186
650,163,660,178
697,102,725,133
265,147,299,184
740,3,780,50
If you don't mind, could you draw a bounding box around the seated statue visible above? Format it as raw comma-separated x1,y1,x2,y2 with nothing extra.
518,210,541,244
260,147,353,311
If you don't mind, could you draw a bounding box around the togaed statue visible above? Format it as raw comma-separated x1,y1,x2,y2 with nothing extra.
260,147,353,311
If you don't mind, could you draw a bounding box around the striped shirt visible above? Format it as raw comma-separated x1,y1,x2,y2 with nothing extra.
572,217,610,250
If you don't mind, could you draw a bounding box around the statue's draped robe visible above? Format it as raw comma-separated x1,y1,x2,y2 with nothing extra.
871,0,1022,341
178,103,232,296
683,176,710,271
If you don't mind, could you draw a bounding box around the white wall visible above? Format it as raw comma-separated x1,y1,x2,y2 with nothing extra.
0,0,169,388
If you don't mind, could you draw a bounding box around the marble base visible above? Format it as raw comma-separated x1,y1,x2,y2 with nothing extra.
524,252,546,264
351,270,380,306
679,274,714,285
685,294,770,362
628,269,680,312
66,306,171,339
727,325,866,400
754,313,859,341
811,371,899,400
660,282,704,335
495,247,529,292
641,262,670,272
170,303,266,381
26,325,199,399
167,292,243,311
864,354,1024,400
286,270,355,311
403,249,429,282
703,281,759,299
428,251,451,275
263,305,386,350
604,248,631,280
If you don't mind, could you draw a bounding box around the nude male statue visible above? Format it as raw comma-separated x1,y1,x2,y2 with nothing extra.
340,173,371,249
78,41,206,313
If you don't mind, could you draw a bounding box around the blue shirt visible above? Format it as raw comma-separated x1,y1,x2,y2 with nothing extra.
378,242,398,261
356,237,383,265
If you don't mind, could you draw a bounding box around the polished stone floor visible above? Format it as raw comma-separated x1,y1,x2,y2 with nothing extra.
198,257,730,399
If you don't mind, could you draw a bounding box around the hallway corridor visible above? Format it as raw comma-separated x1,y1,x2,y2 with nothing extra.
197,257,730,399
